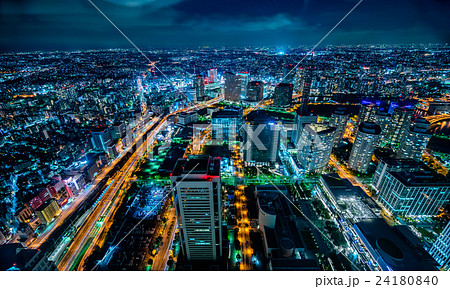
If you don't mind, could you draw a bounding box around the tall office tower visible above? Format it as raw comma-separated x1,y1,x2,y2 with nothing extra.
243,110,281,166
429,221,450,269
283,64,295,84
372,158,421,191
296,124,336,173
348,122,381,173
355,102,377,130
329,106,349,147
111,123,126,141
211,106,243,143
374,161,450,216
236,72,249,98
385,107,414,150
170,155,222,261
397,118,431,161
91,129,112,152
374,109,391,143
208,68,218,83
224,71,241,102
193,74,205,102
293,67,304,93
291,110,318,147
298,69,312,115
246,81,264,102
273,83,293,107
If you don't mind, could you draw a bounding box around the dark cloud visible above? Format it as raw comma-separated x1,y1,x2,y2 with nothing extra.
0,0,449,52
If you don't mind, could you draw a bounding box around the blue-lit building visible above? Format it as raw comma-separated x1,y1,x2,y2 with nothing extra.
373,159,450,216
329,106,349,147
91,129,112,152
429,221,450,270
211,106,243,144
348,122,381,173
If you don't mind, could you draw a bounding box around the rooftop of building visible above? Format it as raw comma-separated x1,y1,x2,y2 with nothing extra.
256,185,289,216
305,123,336,135
211,106,242,118
171,155,220,177
248,80,263,86
390,169,449,187
379,158,422,168
35,198,57,211
353,218,438,271
245,110,276,124
358,122,382,135
276,83,293,88
332,106,349,116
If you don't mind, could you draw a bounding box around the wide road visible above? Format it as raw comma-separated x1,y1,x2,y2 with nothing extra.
57,97,222,270
152,208,177,271
329,154,372,196
28,117,159,249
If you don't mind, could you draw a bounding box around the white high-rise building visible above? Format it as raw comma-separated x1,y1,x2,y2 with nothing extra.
348,122,381,173
329,107,349,148
170,155,222,261
297,124,336,173
397,118,431,161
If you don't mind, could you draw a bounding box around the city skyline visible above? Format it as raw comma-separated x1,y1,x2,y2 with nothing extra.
2,0,450,276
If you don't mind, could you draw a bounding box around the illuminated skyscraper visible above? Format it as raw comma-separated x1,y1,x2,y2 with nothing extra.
193,74,205,102
374,109,391,144
273,83,293,107
348,122,381,173
355,102,377,131
329,107,349,147
282,64,295,84
236,72,249,98
208,68,218,83
297,124,336,173
397,118,431,161
211,106,243,143
91,129,112,152
243,110,280,166
294,68,312,115
224,71,241,102
170,155,222,261
385,107,414,150
291,110,318,147
430,221,450,270
374,160,450,216
246,81,264,102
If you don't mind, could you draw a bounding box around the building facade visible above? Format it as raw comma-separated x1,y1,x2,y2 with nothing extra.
273,83,293,107
329,107,349,147
170,155,222,261
224,71,241,102
385,107,414,150
297,124,335,173
246,81,264,102
374,163,450,216
193,74,205,102
211,106,243,144
243,110,280,166
348,122,381,173
397,118,431,161
429,221,450,270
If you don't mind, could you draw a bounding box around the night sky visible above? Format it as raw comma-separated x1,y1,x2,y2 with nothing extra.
1,0,449,52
